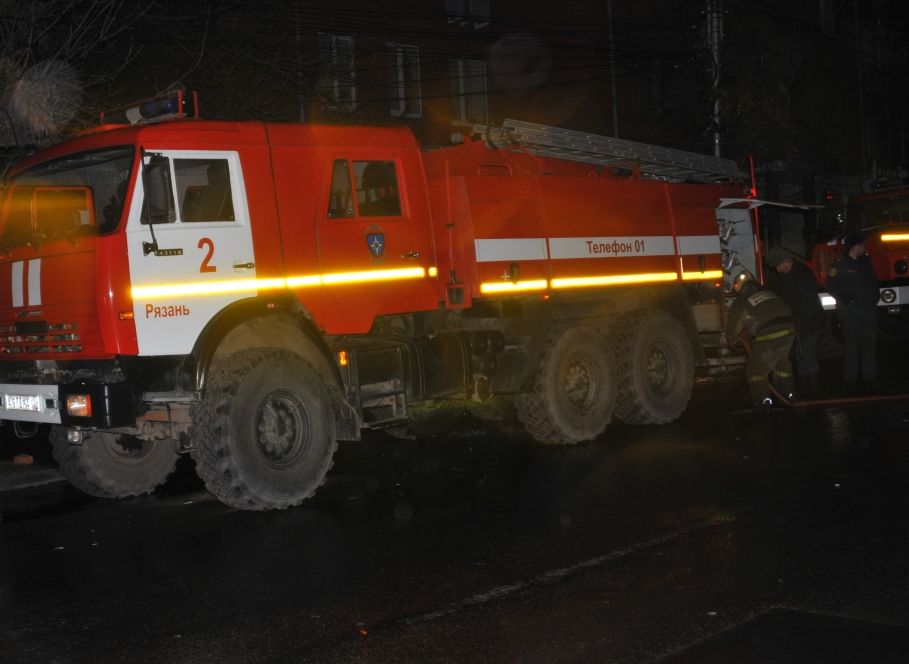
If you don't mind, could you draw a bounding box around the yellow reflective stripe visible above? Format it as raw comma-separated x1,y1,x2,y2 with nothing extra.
881,233,909,242
285,275,322,288
321,267,425,285
481,271,697,295
754,328,794,342
773,371,792,378
132,267,428,299
681,270,724,281
748,375,768,383
479,280,548,294
132,278,282,299
550,272,678,289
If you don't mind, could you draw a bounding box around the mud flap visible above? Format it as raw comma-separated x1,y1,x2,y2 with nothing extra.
331,388,361,441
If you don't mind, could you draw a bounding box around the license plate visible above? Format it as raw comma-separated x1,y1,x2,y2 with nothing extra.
5,394,41,411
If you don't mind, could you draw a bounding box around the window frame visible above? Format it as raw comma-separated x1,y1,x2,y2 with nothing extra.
174,157,237,223
388,42,422,118
325,158,404,220
450,58,488,124
319,33,357,112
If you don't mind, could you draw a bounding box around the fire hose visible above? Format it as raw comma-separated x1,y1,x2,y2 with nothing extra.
736,332,909,409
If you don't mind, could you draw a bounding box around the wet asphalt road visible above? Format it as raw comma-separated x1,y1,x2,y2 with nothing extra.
2,352,909,663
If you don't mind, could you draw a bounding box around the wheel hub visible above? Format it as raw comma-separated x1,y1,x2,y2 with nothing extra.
255,392,310,468
101,433,153,465
646,341,675,395
564,356,596,411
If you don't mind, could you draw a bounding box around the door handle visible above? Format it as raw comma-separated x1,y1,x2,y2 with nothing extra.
401,251,421,259
233,261,256,270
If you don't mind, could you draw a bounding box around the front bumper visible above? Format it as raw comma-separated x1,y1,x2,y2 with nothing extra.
0,384,60,424
818,284,909,311
0,382,134,427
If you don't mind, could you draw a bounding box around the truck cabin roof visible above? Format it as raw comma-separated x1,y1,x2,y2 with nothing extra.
6,121,423,177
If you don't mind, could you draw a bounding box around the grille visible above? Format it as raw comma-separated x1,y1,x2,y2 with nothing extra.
0,321,82,354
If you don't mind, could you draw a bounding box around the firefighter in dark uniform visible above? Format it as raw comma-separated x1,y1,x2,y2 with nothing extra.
766,247,826,397
825,231,879,392
726,269,796,408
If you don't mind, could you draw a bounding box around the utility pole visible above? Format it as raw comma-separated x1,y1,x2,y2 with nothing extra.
854,0,867,178
294,0,307,122
706,0,723,157
607,0,619,138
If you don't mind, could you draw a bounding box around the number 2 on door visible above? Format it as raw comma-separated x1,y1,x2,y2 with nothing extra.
199,237,216,273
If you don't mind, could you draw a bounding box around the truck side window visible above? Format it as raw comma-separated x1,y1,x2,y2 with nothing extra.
328,160,354,218
176,158,236,222
865,199,890,228
892,196,909,223
848,198,889,231
354,161,402,217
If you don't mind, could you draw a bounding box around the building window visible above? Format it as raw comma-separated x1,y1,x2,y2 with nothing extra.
450,58,488,124
445,0,490,28
319,33,356,111
388,43,422,118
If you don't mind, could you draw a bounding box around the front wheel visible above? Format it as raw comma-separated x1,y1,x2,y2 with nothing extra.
50,428,179,498
190,349,337,511
515,325,617,445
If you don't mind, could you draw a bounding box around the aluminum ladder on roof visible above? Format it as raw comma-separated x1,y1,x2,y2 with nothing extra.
474,118,742,184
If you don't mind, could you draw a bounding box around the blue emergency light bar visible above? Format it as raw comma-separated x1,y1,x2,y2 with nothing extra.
100,90,199,126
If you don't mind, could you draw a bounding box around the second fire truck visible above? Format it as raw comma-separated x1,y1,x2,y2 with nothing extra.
811,184,909,332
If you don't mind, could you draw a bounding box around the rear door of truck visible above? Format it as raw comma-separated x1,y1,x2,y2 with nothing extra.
315,147,438,334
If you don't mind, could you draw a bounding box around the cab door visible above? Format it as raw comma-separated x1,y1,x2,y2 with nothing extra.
316,150,437,334
126,150,257,356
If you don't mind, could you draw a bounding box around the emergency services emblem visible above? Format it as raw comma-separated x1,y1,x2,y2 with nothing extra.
366,228,385,258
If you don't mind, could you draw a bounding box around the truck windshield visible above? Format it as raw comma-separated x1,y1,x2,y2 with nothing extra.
0,146,134,248
846,197,890,230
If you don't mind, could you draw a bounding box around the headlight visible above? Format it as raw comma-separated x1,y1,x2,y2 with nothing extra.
880,288,896,304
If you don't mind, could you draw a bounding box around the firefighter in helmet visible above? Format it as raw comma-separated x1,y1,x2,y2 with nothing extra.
726,269,797,409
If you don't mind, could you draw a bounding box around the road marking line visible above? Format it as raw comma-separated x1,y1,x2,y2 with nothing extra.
401,515,721,625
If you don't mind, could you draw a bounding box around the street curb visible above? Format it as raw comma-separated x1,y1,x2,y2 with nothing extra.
0,464,65,492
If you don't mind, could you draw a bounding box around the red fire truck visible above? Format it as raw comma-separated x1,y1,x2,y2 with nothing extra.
811,185,909,327
0,94,758,510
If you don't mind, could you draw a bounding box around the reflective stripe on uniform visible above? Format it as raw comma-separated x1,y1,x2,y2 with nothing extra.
754,328,794,342
747,375,769,383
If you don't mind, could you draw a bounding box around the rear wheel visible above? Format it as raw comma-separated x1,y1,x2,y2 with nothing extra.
50,428,179,498
190,349,337,511
615,312,695,425
515,325,616,445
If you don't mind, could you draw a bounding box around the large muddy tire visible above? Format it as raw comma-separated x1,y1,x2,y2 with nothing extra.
514,325,617,445
190,349,337,511
50,427,179,498
615,312,695,425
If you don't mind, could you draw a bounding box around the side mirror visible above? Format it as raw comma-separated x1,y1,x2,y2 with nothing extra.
140,155,176,225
